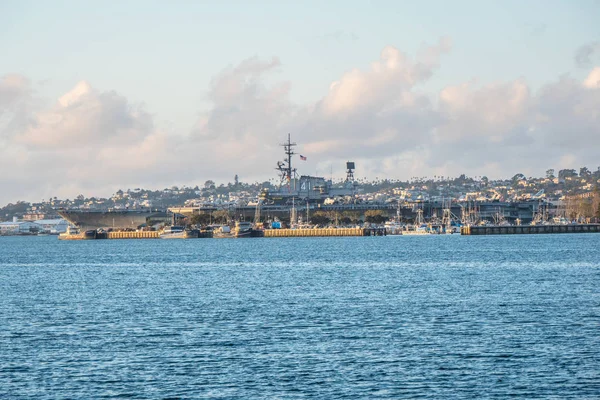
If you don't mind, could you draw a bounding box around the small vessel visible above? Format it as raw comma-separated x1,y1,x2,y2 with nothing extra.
159,226,199,239
385,199,404,235
58,226,97,240
234,221,253,238
441,205,458,234
384,220,403,235
444,223,461,234
211,225,233,238
402,225,433,235
403,209,433,235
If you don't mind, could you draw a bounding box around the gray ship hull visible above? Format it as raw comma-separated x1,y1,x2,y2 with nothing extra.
58,210,170,230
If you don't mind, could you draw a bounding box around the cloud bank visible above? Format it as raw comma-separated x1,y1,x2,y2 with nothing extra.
1,38,599,205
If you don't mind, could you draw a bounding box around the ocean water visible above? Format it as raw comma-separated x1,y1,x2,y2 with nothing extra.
1,234,599,399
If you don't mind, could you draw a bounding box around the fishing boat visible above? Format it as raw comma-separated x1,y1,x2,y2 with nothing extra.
234,221,253,238
385,199,404,235
403,209,434,235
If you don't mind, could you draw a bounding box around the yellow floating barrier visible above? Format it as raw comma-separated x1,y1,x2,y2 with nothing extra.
107,231,159,239
263,228,367,238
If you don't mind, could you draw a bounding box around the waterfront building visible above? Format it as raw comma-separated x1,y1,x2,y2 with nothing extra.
0,218,38,235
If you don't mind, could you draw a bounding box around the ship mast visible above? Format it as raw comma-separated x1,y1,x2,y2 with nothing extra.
276,133,297,191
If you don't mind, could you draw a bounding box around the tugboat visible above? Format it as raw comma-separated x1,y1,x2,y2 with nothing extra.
58,225,97,240
234,221,253,238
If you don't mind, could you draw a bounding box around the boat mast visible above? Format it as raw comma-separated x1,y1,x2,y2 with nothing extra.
442,199,452,231
290,197,297,225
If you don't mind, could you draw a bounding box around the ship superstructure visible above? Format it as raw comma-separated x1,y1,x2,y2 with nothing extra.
264,134,358,204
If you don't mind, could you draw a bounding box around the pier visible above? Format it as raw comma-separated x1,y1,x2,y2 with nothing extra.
461,224,600,235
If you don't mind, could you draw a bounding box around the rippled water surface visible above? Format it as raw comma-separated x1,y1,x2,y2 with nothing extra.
1,234,599,398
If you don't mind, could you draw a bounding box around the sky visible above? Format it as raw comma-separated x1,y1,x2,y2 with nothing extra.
1,0,600,205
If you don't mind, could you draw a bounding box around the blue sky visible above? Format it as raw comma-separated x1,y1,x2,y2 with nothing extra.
1,0,599,203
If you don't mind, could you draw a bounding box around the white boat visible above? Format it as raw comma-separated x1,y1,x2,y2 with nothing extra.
384,220,403,235
444,224,461,234
402,225,433,235
211,225,234,238
159,226,198,239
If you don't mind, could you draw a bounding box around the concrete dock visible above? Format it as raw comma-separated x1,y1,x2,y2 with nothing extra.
461,224,600,235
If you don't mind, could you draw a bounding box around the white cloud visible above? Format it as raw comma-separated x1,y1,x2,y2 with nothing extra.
285,40,449,162
319,39,450,116
437,79,531,143
0,80,172,203
583,67,600,89
424,69,600,177
16,80,153,148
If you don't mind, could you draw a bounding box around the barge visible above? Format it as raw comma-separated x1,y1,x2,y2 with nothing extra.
461,224,600,235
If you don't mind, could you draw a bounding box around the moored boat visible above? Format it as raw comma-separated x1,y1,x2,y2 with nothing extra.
58,226,97,240
211,225,234,238
159,226,199,239
384,220,403,235
402,225,434,235
234,221,253,238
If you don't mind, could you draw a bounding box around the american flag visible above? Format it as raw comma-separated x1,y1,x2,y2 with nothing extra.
299,155,307,161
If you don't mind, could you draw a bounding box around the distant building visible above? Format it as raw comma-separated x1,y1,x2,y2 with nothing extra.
23,212,46,221
0,218,38,235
